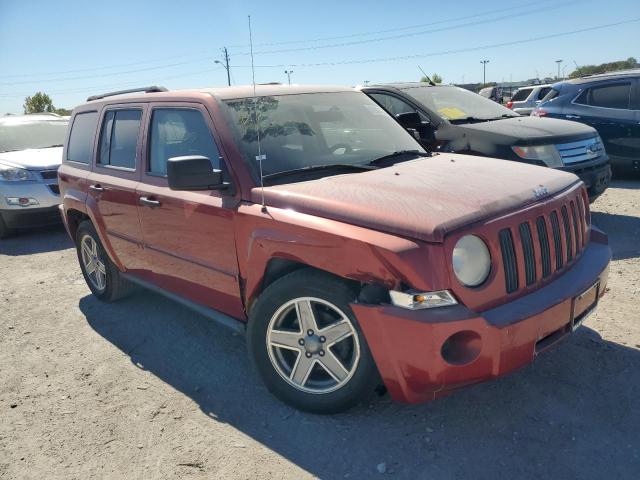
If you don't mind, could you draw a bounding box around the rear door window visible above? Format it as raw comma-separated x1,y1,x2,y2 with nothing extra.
511,88,533,102
575,83,631,109
67,111,98,163
98,109,142,169
148,108,220,176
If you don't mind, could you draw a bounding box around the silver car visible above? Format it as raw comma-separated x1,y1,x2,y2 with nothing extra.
0,114,68,238
507,84,552,115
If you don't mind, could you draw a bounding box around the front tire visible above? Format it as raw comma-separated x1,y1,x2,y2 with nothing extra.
247,269,379,414
75,220,134,302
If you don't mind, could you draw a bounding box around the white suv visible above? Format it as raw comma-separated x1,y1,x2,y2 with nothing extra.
0,113,68,238
506,84,552,115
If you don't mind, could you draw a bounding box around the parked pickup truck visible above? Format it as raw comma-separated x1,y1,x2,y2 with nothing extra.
59,85,611,413
361,83,612,201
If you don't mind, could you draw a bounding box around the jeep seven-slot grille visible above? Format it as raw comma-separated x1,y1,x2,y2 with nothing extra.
499,229,519,293
499,191,589,295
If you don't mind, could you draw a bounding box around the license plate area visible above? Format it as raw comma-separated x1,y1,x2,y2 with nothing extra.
572,281,599,331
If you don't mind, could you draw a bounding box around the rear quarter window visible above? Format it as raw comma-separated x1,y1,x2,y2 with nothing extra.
66,111,98,163
541,88,559,102
511,88,533,102
537,87,552,100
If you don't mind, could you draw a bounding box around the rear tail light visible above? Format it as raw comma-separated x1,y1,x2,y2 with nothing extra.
506,101,513,109
532,108,547,117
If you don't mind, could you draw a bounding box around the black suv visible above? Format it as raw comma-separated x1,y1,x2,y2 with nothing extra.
533,70,640,173
361,82,611,201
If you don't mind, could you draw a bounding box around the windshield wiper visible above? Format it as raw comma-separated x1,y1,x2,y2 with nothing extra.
366,150,430,167
263,163,375,181
449,116,493,124
43,144,64,148
486,114,519,121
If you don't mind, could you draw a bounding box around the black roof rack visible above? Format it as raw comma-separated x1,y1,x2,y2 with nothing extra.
86,86,168,102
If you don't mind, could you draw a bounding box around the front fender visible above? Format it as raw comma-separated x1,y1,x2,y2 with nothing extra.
235,204,449,306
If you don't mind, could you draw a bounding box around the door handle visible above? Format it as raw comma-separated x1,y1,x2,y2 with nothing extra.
139,196,161,208
565,114,581,119
89,184,104,192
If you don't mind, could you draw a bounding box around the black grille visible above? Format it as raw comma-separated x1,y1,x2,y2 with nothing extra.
40,169,58,180
519,222,536,286
550,211,563,270
576,196,586,248
561,206,573,262
535,217,552,278
570,201,581,253
499,228,519,293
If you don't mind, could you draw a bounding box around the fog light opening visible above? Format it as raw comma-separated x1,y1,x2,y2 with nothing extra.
441,330,482,366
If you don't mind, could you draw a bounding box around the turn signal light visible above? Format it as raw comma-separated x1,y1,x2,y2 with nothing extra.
389,290,457,310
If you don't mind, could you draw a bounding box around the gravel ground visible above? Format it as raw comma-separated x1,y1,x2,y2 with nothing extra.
1,179,639,480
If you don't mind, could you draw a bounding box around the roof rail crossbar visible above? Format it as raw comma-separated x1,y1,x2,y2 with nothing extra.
86,86,168,102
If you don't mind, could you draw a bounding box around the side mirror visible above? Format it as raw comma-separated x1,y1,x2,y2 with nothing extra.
395,111,423,130
167,155,227,191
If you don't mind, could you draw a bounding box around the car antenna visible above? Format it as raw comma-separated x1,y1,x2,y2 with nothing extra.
418,65,436,86
249,14,267,214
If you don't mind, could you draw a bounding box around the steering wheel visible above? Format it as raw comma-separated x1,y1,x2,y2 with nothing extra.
329,143,353,155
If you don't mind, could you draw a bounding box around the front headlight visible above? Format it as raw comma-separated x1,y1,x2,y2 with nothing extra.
512,144,563,168
0,163,34,182
452,235,492,287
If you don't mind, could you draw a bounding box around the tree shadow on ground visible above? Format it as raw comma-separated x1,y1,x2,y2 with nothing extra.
81,291,640,480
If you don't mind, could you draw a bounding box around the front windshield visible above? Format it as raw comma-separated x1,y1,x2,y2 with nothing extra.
220,91,425,183
401,86,517,122
0,118,68,152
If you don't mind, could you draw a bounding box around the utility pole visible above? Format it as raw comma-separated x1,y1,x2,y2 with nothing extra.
215,47,231,86
284,70,293,85
480,60,489,85
555,59,563,80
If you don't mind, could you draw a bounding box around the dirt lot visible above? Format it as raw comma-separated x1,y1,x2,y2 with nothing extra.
1,179,639,480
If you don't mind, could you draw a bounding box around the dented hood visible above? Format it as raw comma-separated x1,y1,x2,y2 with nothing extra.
254,153,580,242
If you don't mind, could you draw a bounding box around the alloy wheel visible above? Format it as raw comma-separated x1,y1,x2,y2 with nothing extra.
266,297,360,394
80,234,107,292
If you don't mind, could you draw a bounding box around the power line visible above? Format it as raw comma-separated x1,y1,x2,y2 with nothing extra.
1,17,636,99
230,1,580,56
0,66,226,98
230,17,640,68
0,51,210,80
226,0,566,49
0,57,215,86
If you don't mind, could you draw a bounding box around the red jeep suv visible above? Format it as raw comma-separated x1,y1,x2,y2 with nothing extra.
58,85,611,413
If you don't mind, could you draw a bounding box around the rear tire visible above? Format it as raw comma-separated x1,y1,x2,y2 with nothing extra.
75,220,134,302
247,269,379,414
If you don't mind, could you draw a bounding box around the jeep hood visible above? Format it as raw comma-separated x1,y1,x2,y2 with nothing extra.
0,147,63,170
254,153,580,243
448,116,596,145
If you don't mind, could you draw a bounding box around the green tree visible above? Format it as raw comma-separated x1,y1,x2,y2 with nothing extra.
23,92,55,114
420,73,443,84
568,57,638,78
54,107,72,116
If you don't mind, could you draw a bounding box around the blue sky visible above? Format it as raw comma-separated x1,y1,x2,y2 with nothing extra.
1,0,638,113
